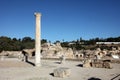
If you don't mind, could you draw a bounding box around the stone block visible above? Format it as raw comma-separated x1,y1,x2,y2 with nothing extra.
83,62,91,68
83,59,92,68
103,62,112,69
92,62,103,68
91,61,112,69
53,67,71,78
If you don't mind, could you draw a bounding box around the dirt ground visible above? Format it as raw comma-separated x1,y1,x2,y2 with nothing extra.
0,58,120,80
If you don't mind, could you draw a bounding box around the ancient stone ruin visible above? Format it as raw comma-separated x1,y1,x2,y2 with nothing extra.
83,59,112,69
41,42,74,59
53,67,71,78
0,42,120,69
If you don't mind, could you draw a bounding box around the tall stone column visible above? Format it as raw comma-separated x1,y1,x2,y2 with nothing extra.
34,12,41,67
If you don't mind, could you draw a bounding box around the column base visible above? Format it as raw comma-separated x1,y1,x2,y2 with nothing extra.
35,63,41,67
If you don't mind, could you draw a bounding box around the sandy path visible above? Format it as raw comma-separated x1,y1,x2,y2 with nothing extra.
0,59,120,80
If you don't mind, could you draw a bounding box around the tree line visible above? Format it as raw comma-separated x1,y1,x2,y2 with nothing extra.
0,36,47,52
0,36,120,52
61,36,120,50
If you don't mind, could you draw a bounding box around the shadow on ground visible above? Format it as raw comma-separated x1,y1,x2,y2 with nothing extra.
76,64,83,67
26,60,35,66
54,62,61,64
49,73,54,77
111,74,120,80
88,77,101,80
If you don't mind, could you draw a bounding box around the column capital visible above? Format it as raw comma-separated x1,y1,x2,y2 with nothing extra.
34,12,42,17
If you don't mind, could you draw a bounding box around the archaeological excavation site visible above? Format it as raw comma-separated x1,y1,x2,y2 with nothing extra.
0,11,120,80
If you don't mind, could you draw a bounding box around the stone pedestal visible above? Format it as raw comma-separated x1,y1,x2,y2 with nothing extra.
60,55,66,64
34,12,41,67
53,67,71,78
83,59,92,68
83,62,92,68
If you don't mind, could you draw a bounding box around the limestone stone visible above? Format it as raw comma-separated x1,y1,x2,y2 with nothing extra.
60,55,66,64
118,47,120,50
22,49,35,57
91,61,112,69
112,55,119,59
75,52,84,59
83,62,91,68
83,59,92,68
64,48,74,58
112,47,117,51
103,62,112,69
53,67,71,78
34,12,41,67
91,61,103,68
96,48,101,51
41,42,75,59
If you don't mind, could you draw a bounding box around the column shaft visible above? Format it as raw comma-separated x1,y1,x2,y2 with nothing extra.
35,12,41,67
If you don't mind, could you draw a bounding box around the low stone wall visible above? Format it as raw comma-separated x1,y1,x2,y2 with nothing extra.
91,62,112,69
111,59,120,63
83,60,112,69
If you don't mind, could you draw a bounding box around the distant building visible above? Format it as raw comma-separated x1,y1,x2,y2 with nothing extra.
68,42,84,45
96,42,120,45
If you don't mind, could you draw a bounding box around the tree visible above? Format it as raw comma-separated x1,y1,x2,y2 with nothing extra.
22,37,33,42
41,39,47,44
61,42,69,47
22,37,35,49
0,36,12,51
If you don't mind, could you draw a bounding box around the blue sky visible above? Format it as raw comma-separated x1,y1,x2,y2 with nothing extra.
0,0,120,42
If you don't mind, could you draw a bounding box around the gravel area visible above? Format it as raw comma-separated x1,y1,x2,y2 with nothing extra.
0,58,120,80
